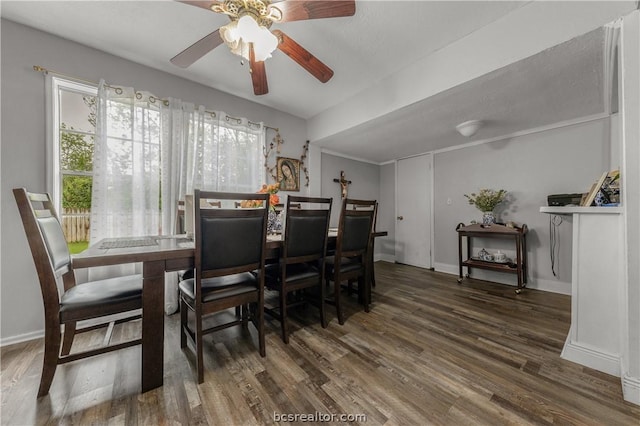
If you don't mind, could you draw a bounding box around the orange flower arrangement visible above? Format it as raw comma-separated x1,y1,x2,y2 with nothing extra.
240,183,280,209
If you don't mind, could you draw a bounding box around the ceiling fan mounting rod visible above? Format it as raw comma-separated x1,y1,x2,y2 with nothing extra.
211,0,282,26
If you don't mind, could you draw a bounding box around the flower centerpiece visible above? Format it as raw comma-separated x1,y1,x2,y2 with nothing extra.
241,183,281,232
464,188,507,225
240,183,280,209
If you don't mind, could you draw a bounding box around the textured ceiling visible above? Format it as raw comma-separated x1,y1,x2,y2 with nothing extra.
315,28,608,162
0,0,527,119
0,1,618,163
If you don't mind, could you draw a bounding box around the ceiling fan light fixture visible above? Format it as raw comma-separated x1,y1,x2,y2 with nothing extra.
456,120,483,137
220,15,278,62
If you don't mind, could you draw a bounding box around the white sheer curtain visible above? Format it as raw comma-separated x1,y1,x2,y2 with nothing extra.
178,110,265,199
91,80,163,243
92,81,266,314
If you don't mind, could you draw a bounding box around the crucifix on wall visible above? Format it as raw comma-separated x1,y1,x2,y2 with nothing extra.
333,170,352,199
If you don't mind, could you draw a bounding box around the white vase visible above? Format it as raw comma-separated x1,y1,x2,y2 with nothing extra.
482,211,495,225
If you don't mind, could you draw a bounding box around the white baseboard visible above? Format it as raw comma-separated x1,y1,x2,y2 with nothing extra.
622,374,640,406
561,331,620,377
434,262,458,275
528,277,571,295
432,262,571,295
374,254,396,263
0,329,43,348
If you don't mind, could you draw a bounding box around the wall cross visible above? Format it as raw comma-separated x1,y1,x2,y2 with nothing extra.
333,170,352,199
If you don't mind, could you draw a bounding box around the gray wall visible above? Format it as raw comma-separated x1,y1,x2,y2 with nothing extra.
319,153,393,261
433,118,611,293
320,153,380,228
0,19,308,343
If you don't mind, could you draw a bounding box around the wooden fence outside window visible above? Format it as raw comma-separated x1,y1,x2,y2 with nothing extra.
61,208,90,242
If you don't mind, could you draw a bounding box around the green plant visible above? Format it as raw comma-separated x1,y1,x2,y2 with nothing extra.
464,189,507,212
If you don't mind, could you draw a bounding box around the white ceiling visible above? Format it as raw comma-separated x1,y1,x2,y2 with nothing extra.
0,1,622,163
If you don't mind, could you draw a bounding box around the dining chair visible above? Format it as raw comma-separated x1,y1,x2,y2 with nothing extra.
325,198,377,325
13,188,143,397
352,203,379,288
179,189,269,383
264,196,332,343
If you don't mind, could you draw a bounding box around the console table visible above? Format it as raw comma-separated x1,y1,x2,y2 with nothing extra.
456,222,528,293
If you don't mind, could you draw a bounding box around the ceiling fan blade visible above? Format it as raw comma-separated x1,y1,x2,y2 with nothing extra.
273,0,355,22
170,29,224,68
249,44,269,95
272,30,333,83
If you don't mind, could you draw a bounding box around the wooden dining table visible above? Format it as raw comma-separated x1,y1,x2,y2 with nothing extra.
73,230,387,393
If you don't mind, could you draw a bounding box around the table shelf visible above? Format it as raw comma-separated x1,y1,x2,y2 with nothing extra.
456,223,528,293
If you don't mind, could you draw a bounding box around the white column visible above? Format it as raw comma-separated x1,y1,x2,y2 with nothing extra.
620,9,640,405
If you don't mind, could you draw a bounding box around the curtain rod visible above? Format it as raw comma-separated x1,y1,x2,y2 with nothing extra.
33,65,279,132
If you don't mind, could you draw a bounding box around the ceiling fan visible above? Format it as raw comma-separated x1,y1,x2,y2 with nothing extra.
171,0,356,96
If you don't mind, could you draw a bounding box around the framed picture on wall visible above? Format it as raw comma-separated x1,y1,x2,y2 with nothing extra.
277,157,300,192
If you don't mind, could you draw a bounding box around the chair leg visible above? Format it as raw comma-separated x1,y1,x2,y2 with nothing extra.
319,280,327,328
38,322,62,397
257,295,266,357
180,297,187,349
370,252,376,288
279,289,289,344
360,276,370,313
242,304,249,329
61,321,76,356
371,263,376,288
335,279,344,325
195,309,204,384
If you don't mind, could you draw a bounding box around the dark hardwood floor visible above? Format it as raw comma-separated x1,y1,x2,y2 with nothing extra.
2,262,639,425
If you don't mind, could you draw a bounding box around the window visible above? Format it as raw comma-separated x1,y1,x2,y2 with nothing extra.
50,77,264,249
50,78,97,253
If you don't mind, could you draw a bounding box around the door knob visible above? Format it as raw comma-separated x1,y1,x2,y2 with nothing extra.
397,216,404,220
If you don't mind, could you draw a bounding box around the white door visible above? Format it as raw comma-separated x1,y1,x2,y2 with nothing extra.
396,154,432,268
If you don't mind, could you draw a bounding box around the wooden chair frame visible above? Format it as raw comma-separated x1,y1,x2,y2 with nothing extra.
264,196,332,343
180,190,269,383
13,188,142,397
327,198,377,325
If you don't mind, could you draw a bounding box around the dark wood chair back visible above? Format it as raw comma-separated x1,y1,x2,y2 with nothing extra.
13,188,142,397
274,202,301,212
265,196,332,343
179,190,269,383
14,189,71,310
282,197,331,263
327,198,377,324
195,191,268,278
337,199,377,259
